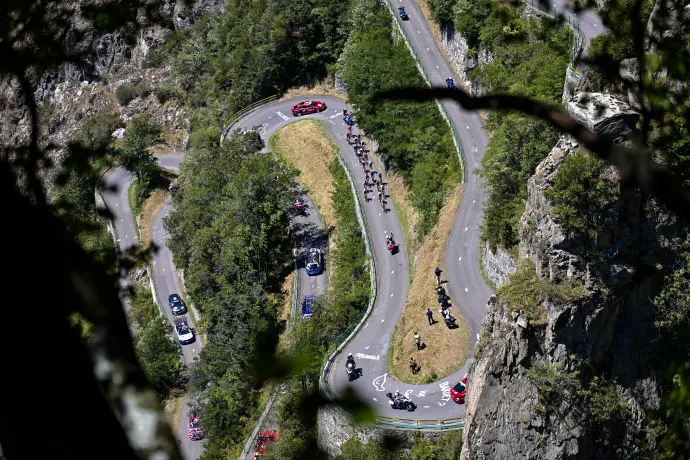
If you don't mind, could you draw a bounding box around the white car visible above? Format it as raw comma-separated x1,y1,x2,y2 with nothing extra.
175,317,195,345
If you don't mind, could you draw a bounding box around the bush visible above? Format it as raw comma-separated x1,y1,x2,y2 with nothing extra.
153,84,180,103
115,84,138,106
77,111,122,151
498,260,586,323
144,49,166,68
585,376,627,445
526,358,581,412
545,152,618,238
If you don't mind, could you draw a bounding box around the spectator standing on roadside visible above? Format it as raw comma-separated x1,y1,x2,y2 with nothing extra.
410,357,418,374
426,308,434,325
414,331,421,351
435,267,443,286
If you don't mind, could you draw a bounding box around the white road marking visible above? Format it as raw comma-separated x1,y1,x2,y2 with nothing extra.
459,257,462,261
423,405,430,408
329,120,336,125
276,111,290,121
120,219,123,222
391,270,395,274
465,287,469,292
426,48,429,51
473,200,476,203
373,398,378,402
116,203,119,206
116,239,121,242
329,113,341,118
436,65,439,69
466,126,469,129
594,23,597,27
476,148,478,152
417,31,420,33
365,346,370,350
356,353,380,360
373,373,387,391
417,390,428,397
379,213,382,216
381,319,385,322
390,293,394,297
464,227,468,232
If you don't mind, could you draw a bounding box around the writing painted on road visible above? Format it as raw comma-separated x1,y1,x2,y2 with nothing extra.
356,353,380,361
373,373,387,391
437,381,451,407
276,111,290,121
416,390,428,398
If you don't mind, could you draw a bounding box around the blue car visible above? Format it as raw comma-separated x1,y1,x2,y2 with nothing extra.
305,248,322,276
169,293,187,316
302,296,316,319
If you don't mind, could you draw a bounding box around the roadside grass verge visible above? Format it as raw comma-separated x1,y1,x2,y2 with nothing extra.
270,120,338,260
280,80,347,102
389,185,470,384
277,270,295,353
140,188,168,246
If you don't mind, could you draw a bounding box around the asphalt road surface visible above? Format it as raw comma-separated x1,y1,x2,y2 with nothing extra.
102,155,206,460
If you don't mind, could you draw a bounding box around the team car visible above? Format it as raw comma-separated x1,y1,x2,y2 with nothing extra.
450,375,468,404
174,317,195,345
291,100,327,116
305,248,322,276
188,414,205,441
254,430,280,459
398,6,409,20
168,293,187,315
301,296,316,319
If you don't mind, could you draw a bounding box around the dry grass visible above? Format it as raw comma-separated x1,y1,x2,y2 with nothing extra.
280,79,346,102
271,120,339,269
276,270,295,353
389,185,471,384
139,188,168,246
164,396,184,432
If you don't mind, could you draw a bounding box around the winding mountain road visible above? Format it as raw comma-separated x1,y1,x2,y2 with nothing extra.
100,1,605,456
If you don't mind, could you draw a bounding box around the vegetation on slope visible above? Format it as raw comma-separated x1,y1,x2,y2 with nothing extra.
338,0,461,237
427,0,572,250
165,130,297,457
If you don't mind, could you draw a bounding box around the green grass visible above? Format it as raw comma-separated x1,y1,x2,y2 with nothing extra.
391,194,415,282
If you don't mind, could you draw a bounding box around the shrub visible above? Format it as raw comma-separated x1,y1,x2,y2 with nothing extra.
585,376,627,444
77,111,122,151
526,358,581,412
144,49,166,68
498,260,586,323
545,152,618,238
115,84,139,106
153,84,180,103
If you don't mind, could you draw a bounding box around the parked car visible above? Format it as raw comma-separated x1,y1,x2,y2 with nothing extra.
450,376,468,404
174,317,195,345
254,430,279,459
305,248,322,276
302,296,316,319
291,100,326,116
168,293,187,316
188,414,205,441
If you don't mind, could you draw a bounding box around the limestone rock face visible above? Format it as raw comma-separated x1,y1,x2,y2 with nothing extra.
567,92,640,140
438,24,493,95
481,243,517,288
461,135,682,460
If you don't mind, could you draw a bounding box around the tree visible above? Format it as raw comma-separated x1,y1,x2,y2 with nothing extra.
119,114,162,210
545,152,618,237
135,317,182,398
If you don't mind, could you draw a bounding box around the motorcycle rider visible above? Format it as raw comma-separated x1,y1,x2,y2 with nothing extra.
347,353,355,366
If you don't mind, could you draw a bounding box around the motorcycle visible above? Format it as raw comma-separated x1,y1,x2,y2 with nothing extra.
294,200,305,214
446,78,455,89
346,361,356,381
387,241,396,255
441,309,457,328
386,392,415,411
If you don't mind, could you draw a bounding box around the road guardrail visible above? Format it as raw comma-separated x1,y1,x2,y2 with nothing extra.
220,95,278,142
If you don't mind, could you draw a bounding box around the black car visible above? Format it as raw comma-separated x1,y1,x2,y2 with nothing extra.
168,293,187,316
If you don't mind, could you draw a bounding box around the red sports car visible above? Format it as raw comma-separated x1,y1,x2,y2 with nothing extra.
254,430,279,458
188,414,205,441
291,100,326,116
450,376,468,404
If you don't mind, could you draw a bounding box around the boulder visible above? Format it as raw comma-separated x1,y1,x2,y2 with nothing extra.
567,92,639,140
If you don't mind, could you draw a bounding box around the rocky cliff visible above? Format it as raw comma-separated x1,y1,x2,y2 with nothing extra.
438,24,493,95
460,106,683,458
